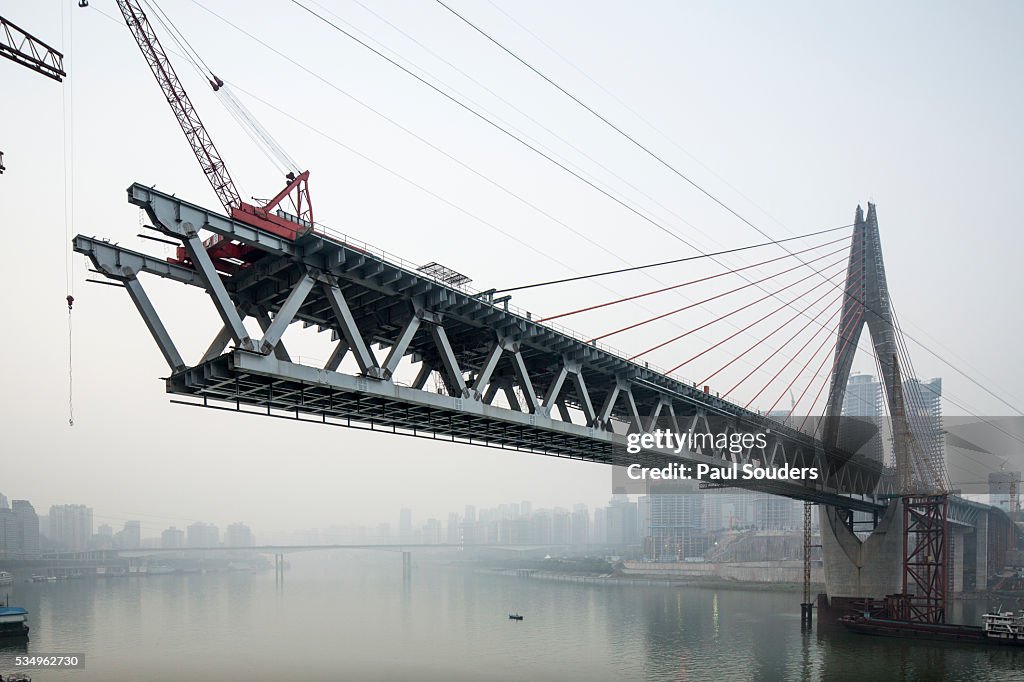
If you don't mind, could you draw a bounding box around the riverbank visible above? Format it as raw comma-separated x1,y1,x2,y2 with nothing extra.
487,566,824,592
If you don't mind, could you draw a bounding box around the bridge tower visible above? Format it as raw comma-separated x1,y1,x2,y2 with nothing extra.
815,204,942,606
821,204,946,489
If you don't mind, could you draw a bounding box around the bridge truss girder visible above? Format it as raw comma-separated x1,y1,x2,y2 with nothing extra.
74,182,888,512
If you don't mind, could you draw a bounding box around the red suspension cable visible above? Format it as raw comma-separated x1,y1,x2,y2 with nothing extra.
627,257,848,360
592,245,850,345
537,235,850,324
799,308,865,433
787,338,840,420
743,301,857,410
762,312,846,414
665,270,843,375
699,286,844,387
722,258,865,399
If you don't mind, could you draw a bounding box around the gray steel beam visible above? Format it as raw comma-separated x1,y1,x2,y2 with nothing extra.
253,306,291,362
570,371,596,427
129,183,295,257
624,387,642,432
502,384,521,411
73,235,204,287
324,340,349,372
597,383,622,427
471,342,503,400
123,277,185,372
412,362,433,390
182,234,253,351
429,324,467,397
382,316,421,380
511,351,540,414
543,366,569,414
556,400,572,423
321,282,378,376
258,273,315,355
214,351,884,511
201,323,235,364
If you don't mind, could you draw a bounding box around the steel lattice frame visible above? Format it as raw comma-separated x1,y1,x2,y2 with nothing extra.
74,183,892,511
116,1,241,212
0,14,65,82
900,494,949,624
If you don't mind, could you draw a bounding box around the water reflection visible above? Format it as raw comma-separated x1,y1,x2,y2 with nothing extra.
0,557,1023,680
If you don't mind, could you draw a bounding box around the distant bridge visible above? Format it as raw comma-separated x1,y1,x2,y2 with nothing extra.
38,543,557,562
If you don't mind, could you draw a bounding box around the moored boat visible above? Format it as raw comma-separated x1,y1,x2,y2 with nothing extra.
840,609,1024,646
983,610,1024,642
0,606,30,638
0,571,13,586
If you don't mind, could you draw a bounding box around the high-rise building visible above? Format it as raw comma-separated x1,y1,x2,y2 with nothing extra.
571,504,589,546
187,522,220,548
115,520,141,549
399,508,412,543
462,506,481,545
161,526,185,549
49,504,94,551
645,485,705,561
0,492,8,510
224,522,254,547
754,494,800,531
905,377,945,481
840,373,884,464
592,507,607,544
989,471,1021,515
0,508,16,557
423,518,443,544
446,512,461,544
12,500,39,557
531,509,552,544
605,496,639,547
551,508,571,545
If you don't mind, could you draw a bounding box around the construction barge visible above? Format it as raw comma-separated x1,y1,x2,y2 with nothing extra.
840,607,1024,646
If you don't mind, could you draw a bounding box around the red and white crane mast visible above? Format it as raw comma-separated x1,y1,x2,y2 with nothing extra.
115,0,313,246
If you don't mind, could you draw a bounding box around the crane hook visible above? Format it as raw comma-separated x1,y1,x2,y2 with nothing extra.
67,294,74,312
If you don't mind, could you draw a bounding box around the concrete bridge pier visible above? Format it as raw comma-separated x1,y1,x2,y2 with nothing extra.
974,512,989,591
820,500,903,604
950,527,966,594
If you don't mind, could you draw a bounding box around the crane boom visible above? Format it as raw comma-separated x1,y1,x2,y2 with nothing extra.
0,14,66,82
116,0,241,214
115,0,314,251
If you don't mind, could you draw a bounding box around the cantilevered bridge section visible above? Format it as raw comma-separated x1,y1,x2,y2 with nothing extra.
75,183,885,512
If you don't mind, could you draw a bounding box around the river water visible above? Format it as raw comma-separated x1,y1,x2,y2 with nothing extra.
2,552,1023,681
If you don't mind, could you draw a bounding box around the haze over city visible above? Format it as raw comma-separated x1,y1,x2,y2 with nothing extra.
2,0,1023,550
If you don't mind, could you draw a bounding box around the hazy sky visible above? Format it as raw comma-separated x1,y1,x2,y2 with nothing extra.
2,0,1022,539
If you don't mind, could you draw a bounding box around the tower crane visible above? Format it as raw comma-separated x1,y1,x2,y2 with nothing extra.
114,0,313,268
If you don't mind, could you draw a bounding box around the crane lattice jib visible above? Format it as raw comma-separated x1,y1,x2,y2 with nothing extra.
116,0,241,213
0,14,66,82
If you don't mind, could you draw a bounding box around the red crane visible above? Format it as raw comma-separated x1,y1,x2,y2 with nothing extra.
114,0,313,267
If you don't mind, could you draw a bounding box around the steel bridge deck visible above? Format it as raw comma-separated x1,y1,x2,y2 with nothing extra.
75,182,888,513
